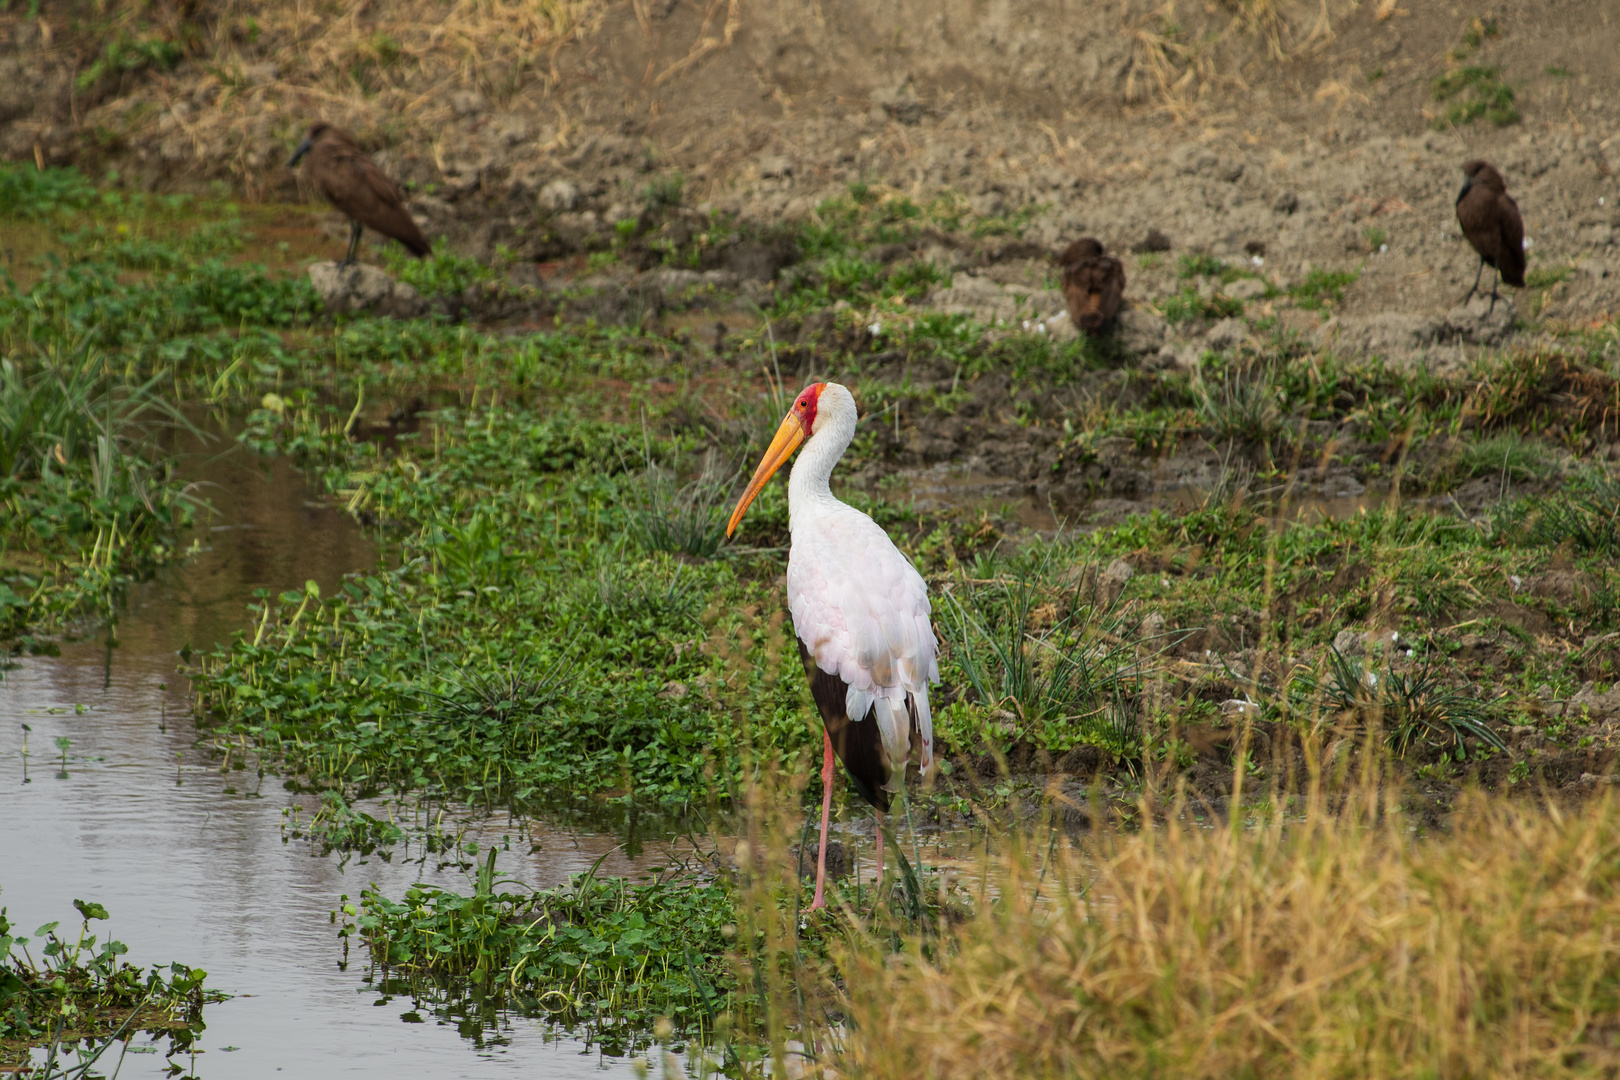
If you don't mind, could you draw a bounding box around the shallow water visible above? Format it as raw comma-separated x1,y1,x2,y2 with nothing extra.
0,428,656,1077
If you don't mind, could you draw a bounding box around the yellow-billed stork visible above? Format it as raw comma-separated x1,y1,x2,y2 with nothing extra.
727,382,939,909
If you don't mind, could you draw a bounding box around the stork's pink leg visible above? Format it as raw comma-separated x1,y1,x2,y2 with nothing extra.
874,808,885,882
811,729,834,911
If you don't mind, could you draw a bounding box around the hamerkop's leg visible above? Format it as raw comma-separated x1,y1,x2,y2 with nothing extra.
342,219,363,267
1463,257,1486,304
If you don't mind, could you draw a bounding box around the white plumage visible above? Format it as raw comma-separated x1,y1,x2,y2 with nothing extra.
785,384,938,794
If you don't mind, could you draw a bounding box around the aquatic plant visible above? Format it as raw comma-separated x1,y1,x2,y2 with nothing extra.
0,896,220,1071
347,854,736,1053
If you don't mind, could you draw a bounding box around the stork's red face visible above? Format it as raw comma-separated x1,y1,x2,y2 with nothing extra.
726,383,826,537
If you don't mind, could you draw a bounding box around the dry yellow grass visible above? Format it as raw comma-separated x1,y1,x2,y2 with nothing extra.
75,0,604,182
831,783,1620,1079
1124,0,1355,115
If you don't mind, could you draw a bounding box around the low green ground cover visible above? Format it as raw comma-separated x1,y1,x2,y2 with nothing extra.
0,896,219,1071
7,161,1620,1062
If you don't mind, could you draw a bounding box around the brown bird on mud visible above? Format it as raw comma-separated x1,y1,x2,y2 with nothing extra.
1455,159,1525,312
1059,237,1126,332
287,122,431,266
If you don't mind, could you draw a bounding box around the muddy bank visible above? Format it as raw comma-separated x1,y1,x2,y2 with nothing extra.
5,0,1620,345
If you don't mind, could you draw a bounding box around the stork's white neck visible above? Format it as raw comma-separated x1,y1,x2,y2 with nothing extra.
788,385,858,521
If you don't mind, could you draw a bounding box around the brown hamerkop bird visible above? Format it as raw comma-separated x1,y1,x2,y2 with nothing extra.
727,382,938,910
1059,237,1126,332
1455,159,1525,311
287,122,430,266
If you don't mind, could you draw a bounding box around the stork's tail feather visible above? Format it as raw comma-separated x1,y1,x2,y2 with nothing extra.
912,685,935,778
873,696,910,794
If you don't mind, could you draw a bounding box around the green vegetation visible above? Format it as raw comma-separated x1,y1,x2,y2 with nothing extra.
381,238,497,296
1288,266,1360,310
942,563,1151,756
1291,645,1502,756
1431,65,1520,128
0,896,219,1070
1161,285,1244,323
0,163,322,646
347,853,736,1052
7,159,1620,1069
1433,20,1518,129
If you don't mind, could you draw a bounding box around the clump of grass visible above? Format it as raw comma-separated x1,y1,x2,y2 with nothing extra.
381,237,495,295
832,787,1620,1079
1176,252,1225,279
0,896,220,1069
282,790,406,863
52,0,606,185
641,172,685,212
1453,430,1556,484
1431,21,1517,128
1293,646,1503,756
1288,266,1359,310
625,462,736,559
1193,365,1290,444
1518,468,1620,556
75,30,184,92
1431,65,1519,128
1160,285,1243,323
941,557,1153,758
1526,264,1573,289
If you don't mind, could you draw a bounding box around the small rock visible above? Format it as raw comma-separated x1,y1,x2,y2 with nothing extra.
1116,306,1169,357
757,154,795,179
723,238,796,281
538,178,580,213
1132,228,1172,254
1141,611,1167,639
1226,278,1269,301
1271,191,1299,214
658,681,689,699
1170,143,1219,176
796,841,849,879
1572,681,1620,717
1204,317,1248,352
1042,309,1079,341
1150,342,1200,371
1099,558,1135,604
1219,698,1262,717
1332,629,1364,657
1440,295,1516,346
928,272,1019,323
307,261,426,318
448,90,488,117
1218,161,1245,183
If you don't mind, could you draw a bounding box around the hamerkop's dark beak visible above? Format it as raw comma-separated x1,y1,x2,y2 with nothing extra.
287,137,313,168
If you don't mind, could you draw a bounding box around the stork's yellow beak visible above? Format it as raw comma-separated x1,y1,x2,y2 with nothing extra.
727,410,806,537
